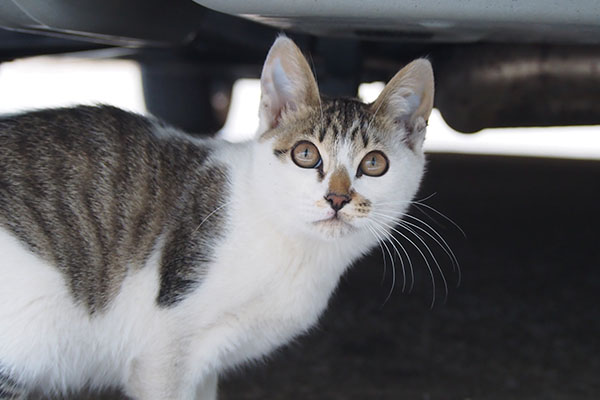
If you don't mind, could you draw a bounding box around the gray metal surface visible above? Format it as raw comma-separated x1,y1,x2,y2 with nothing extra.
194,0,600,43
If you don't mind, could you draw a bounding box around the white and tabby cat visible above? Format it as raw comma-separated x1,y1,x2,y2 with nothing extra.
0,36,433,399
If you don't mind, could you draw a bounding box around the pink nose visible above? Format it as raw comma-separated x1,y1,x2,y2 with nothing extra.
325,193,351,211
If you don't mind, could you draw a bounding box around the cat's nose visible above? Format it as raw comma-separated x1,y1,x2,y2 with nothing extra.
325,193,351,211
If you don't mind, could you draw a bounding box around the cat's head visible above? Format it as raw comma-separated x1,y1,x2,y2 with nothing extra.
253,36,433,242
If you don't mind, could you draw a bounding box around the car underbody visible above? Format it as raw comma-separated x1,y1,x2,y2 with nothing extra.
1,0,599,134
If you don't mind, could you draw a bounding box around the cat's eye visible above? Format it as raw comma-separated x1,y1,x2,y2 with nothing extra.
291,141,322,169
358,151,389,177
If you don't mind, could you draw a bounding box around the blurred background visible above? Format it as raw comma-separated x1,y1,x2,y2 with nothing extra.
1,55,599,160
0,1,598,399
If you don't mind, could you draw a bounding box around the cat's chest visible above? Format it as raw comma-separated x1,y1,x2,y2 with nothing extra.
185,233,353,369
214,240,343,327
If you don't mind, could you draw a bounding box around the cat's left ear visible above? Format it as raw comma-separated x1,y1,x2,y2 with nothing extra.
258,36,320,133
371,59,434,148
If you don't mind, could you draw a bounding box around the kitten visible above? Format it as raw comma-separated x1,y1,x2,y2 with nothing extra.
0,36,434,399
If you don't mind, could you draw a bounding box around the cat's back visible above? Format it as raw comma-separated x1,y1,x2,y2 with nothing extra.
0,105,164,208
0,105,229,312
0,105,158,168
0,105,235,393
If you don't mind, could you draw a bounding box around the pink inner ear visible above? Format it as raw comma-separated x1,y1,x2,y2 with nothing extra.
259,37,320,134
267,96,300,130
270,109,283,129
262,58,294,129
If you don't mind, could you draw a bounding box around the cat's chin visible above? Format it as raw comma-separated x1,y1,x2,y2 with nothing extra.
311,216,356,240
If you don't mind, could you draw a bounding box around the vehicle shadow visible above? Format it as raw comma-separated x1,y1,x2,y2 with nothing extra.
221,153,600,400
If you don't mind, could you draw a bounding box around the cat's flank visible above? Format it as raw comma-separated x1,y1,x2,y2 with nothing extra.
0,37,433,399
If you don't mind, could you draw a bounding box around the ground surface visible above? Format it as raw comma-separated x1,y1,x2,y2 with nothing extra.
43,153,600,399
219,153,600,400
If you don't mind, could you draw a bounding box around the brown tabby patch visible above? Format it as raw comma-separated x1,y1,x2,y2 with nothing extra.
0,106,229,312
328,166,351,196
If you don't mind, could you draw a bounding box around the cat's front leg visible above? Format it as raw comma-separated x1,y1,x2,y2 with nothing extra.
194,371,218,400
125,354,197,400
125,353,217,400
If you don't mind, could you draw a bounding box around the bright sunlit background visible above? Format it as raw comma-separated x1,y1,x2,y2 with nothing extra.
1,55,599,160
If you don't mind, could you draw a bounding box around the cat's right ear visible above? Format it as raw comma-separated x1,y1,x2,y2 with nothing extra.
258,36,320,133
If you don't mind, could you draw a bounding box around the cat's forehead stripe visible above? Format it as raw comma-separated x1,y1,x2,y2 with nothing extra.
317,98,371,144
318,122,327,142
362,130,369,148
270,98,380,165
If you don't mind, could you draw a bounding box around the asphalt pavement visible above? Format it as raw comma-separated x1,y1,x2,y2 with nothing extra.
221,153,600,400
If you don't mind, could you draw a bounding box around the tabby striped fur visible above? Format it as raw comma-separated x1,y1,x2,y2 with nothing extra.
0,36,434,399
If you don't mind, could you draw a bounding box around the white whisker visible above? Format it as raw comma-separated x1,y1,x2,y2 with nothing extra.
370,216,438,308
367,223,398,304
396,221,449,303
413,201,466,238
402,215,461,287
367,225,388,284
365,224,388,285
370,223,400,292
373,214,449,303
192,201,232,235
372,211,461,287
369,219,413,295
414,192,438,203
368,222,400,304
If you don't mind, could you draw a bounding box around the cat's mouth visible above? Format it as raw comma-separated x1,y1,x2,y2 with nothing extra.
311,214,357,239
313,214,355,230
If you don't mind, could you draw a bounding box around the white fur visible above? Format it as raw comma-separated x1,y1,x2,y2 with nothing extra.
0,229,167,394
0,128,425,399
0,37,431,400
